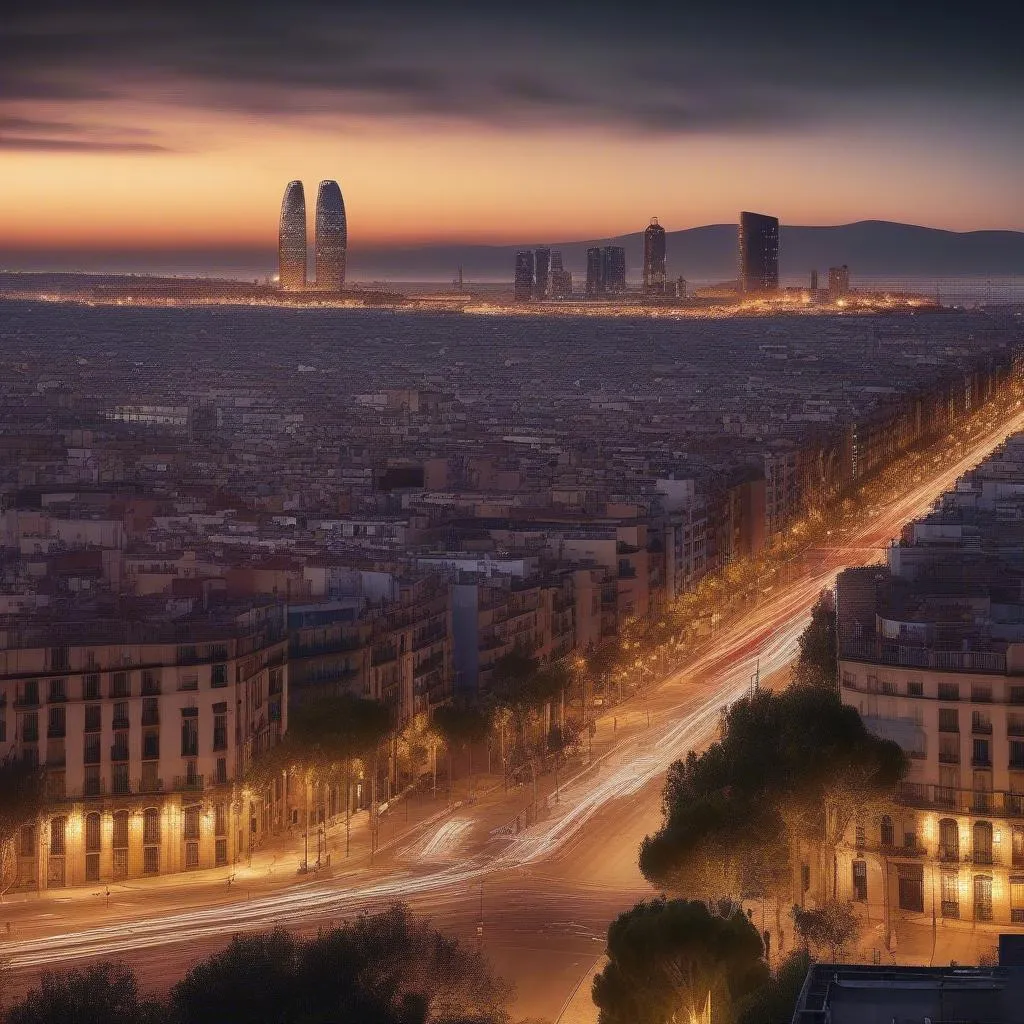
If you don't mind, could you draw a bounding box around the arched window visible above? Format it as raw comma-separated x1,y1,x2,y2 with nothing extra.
939,818,959,862
143,807,160,845
880,815,894,847
85,812,101,853
973,821,993,865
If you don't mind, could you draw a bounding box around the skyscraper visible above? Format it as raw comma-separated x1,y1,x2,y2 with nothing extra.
514,251,535,301
550,251,572,298
314,180,347,291
738,211,780,294
602,246,626,293
534,248,551,300
828,264,850,299
585,247,604,296
278,180,307,291
643,218,666,295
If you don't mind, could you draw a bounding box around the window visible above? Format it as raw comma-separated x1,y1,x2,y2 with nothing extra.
897,863,924,913
20,825,35,858
939,735,960,764
85,812,101,853
141,670,160,696
49,647,69,672
973,738,991,767
185,842,200,870
112,810,129,848
974,875,993,922
852,860,867,901
142,698,159,727
1012,876,1024,924
143,846,159,874
1012,686,1024,705
880,815,895,847
972,711,992,734
84,705,101,732
142,730,160,760
84,736,101,766
111,672,130,698
20,680,39,706
939,819,959,862
1015,827,1024,869
215,803,228,837
211,664,227,688
181,717,199,758
47,678,66,702
84,765,101,797
21,711,39,743
216,757,228,785
213,713,228,752
939,708,960,732
941,870,960,919
47,706,65,738
971,684,993,703
112,702,129,730
904,828,918,851
907,680,923,697
1012,742,1024,771
49,816,66,857
973,821,993,865
183,805,201,842
143,807,160,844
83,674,100,700
938,683,960,701
215,838,228,867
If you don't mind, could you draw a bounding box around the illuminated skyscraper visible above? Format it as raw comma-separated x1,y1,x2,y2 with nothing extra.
602,246,626,293
828,264,850,299
534,248,551,300
278,181,307,291
585,247,603,296
642,218,666,295
315,180,347,291
738,211,780,294
514,251,534,301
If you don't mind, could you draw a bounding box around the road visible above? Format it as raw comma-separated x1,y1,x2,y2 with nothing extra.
5,408,1024,1021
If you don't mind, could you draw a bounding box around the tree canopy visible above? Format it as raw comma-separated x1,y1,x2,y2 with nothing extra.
6,906,512,1024
639,685,905,903
792,591,838,689
592,899,769,1024
433,704,492,750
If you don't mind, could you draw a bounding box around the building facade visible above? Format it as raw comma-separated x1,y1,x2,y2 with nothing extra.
642,218,667,295
0,603,288,889
585,247,604,296
738,211,779,294
278,180,307,291
602,246,626,294
314,179,347,292
514,251,534,301
533,248,550,301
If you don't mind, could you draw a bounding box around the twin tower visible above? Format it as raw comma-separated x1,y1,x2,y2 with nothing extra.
278,180,347,292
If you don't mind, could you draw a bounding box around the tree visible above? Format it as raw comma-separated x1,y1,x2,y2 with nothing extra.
735,950,811,1024
640,685,906,911
792,591,837,690
792,900,860,962
170,905,512,1024
592,899,769,1024
248,694,393,860
432,704,492,796
0,754,47,897
6,962,165,1024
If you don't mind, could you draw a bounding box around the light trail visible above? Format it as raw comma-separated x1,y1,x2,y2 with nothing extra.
6,407,1024,974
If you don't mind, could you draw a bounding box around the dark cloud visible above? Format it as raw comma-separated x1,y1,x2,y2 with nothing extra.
0,138,169,153
0,0,1021,136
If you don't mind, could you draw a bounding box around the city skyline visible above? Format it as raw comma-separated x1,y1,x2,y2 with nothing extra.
0,0,1022,273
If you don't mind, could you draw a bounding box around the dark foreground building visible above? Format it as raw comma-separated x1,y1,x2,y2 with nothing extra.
738,211,779,294
602,246,626,294
514,251,534,301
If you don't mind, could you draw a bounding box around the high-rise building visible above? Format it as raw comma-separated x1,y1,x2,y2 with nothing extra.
828,264,850,300
514,251,535,301
314,180,347,291
642,218,667,295
810,269,819,292
585,247,604,296
602,246,626,294
534,248,551,300
737,211,779,294
549,251,572,299
278,180,307,291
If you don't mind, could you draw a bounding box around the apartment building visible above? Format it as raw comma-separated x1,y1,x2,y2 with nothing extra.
836,435,1024,930
0,599,287,889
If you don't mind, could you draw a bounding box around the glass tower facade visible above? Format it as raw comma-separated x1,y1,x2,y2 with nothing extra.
738,211,780,294
514,251,534,301
602,246,626,293
314,180,347,292
642,218,667,295
278,181,307,291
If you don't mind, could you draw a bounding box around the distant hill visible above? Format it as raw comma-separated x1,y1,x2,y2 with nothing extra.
350,221,1024,282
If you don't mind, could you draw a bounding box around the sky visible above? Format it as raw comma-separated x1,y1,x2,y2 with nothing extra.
1,0,1023,271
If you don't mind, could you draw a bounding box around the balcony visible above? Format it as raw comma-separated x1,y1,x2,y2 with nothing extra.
137,776,163,795
112,716,129,730
898,782,1024,818
970,851,996,866
110,745,130,762
972,720,993,736
937,845,960,863
972,755,993,768
82,778,106,799
14,695,39,709
142,709,159,727
173,774,204,792
939,751,961,765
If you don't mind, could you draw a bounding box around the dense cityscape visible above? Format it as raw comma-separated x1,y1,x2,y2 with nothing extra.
3,1,1024,1022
